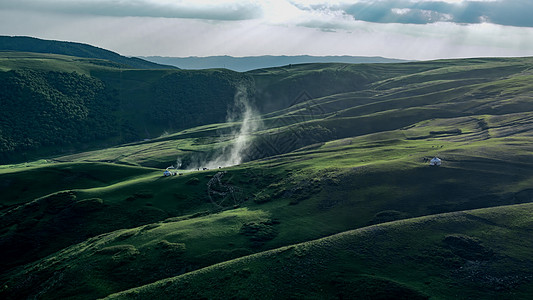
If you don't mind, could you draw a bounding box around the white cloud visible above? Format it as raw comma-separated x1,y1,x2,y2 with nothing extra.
1,0,530,27
479,15,490,23
392,8,412,15
0,0,532,60
0,0,263,20
410,0,499,3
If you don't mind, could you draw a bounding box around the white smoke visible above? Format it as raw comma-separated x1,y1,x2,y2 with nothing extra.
185,84,262,170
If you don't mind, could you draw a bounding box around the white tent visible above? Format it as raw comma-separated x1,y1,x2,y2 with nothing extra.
429,157,442,166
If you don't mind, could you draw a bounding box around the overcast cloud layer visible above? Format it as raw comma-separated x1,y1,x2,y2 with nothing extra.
1,0,533,59
342,0,533,27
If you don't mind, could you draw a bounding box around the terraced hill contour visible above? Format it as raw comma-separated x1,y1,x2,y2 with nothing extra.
1,46,533,299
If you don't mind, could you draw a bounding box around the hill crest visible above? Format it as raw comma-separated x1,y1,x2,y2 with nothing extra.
0,36,176,70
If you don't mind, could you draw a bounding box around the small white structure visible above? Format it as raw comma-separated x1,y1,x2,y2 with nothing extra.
429,157,442,166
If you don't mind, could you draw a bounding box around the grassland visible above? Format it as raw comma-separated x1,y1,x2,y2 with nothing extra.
106,203,533,299
1,55,533,299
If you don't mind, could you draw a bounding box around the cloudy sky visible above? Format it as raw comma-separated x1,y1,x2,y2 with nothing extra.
1,0,533,60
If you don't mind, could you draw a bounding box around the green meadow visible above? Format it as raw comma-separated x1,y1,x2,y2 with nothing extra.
2,48,533,299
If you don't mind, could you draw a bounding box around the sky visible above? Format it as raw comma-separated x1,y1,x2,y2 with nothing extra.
1,0,533,60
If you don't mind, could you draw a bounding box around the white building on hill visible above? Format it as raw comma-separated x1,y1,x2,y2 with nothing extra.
429,157,442,166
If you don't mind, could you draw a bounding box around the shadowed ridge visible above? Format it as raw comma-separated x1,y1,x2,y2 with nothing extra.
0,36,177,69
104,203,533,299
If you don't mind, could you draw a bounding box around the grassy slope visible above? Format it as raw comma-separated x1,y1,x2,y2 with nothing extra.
0,162,155,208
0,36,175,69
48,57,533,167
3,115,533,298
2,57,533,298
106,203,533,299
0,52,125,74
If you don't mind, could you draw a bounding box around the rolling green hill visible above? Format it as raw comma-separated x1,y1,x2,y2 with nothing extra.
3,51,531,165
1,47,533,299
105,203,533,299
0,36,175,70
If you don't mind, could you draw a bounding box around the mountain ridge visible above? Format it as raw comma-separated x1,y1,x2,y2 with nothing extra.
142,54,410,72
0,36,176,70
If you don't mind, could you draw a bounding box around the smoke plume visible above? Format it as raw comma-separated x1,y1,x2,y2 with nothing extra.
186,84,262,170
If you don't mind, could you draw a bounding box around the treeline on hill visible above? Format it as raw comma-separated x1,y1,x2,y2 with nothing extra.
0,68,252,164
0,70,117,161
148,71,253,131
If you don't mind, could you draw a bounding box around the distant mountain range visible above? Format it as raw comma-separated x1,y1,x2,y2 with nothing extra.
141,55,409,72
0,36,176,69
0,36,408,72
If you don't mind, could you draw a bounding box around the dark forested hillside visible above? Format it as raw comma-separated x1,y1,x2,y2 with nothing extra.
0,70,117,161
147,70,253,130
0,52,252,163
